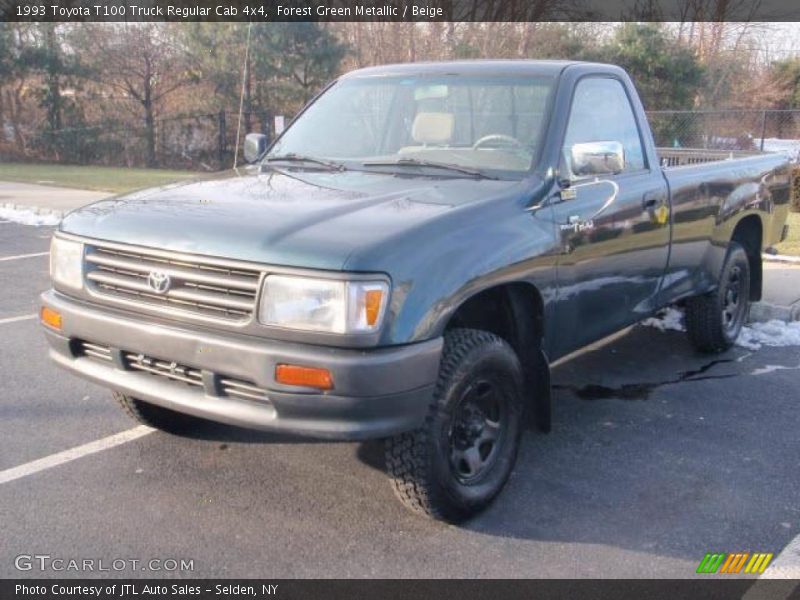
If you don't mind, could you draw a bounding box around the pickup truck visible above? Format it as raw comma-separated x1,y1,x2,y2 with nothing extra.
41,60,791,522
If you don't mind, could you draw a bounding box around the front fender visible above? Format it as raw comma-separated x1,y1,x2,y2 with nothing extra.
385,204,559,345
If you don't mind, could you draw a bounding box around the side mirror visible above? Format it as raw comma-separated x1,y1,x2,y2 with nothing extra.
243,133,268,163
570,141,624,177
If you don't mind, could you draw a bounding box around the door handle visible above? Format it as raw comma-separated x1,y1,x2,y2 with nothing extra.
642,192,663,210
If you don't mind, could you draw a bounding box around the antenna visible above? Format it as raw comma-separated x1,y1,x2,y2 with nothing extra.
233,21,253,169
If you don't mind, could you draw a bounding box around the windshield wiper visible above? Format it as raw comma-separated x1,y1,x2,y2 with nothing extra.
264,153,345,171
362,158,497,180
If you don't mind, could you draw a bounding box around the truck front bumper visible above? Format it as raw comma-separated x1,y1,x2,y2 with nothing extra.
40,290,441,440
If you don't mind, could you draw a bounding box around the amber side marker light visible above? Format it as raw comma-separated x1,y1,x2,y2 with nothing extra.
275,364,333,390
40,306,62,330
364,289,383,327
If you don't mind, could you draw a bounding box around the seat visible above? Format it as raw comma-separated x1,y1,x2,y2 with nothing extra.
411,112,454,145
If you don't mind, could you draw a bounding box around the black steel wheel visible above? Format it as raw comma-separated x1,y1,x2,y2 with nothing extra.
449,377,508,484
385,328,525,522
686,241,751,353
721,263,747,337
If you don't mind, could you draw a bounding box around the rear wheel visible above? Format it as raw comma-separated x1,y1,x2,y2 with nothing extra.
685,242,751,353
115,392,208,435
385,329,525,522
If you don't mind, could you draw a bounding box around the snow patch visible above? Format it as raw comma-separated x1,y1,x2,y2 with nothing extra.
0,206,61,227
642,307,685,332
642,308,800,350
736,319,800,350
759,138,800,163
750,363,800,376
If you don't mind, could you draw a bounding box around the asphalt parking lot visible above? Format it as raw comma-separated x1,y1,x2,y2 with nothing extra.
1,219,799,579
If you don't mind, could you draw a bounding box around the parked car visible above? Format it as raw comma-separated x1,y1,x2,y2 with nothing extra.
42,61,791,522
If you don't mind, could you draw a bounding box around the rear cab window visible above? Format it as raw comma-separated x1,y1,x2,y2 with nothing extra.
562,77,647,176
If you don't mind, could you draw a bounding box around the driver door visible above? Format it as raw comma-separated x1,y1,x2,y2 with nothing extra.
551,76,670,357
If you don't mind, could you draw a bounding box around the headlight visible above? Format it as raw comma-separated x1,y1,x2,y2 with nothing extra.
260,275,389,334
50,237,84,291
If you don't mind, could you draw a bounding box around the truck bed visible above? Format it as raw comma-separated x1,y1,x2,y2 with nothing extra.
658,148,791,250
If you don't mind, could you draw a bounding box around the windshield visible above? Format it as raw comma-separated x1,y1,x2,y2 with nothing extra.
268,74,555,177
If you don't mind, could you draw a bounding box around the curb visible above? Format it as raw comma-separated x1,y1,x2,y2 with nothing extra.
763,252,800,264
0,202,67,219
749,301,800,324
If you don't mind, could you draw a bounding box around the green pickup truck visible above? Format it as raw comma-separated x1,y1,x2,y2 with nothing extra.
42,60,791,522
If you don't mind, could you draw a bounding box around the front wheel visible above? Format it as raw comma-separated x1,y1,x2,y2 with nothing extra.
115,392,209,435
385,329,525,522
685,241,751,353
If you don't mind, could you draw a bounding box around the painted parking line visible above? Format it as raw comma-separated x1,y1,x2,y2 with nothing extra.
0,426,154,485
0,314,37,326
742,534,800,600
0,251,49,262
761,533,800,579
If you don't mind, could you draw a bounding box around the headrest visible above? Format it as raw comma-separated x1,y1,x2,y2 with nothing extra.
412,112,454,145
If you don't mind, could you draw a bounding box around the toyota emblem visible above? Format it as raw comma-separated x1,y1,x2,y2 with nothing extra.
147,270,171,294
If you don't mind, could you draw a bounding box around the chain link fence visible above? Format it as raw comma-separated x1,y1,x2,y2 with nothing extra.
4,109,800,172
647,110,800,161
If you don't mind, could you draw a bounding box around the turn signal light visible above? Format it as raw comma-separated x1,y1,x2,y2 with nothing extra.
40,306,62,330
275,364,333,390
365,289,383,327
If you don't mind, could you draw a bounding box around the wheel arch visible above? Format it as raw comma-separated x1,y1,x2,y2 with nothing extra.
730,214,763,301
443,281,552,432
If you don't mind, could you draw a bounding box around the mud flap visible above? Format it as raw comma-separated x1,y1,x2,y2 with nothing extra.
530,348,552,433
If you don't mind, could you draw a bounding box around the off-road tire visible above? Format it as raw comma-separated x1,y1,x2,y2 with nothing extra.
685,242,751,353
385,328,525,522
115,392,208,435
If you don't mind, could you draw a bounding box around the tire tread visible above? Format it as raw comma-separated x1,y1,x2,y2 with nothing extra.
114,392,203,435
385,328,519,521
685,242,750,354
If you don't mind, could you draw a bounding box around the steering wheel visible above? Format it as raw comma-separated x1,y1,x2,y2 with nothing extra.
472,134,525,151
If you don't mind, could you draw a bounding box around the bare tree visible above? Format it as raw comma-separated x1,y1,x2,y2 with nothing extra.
81,23,198,167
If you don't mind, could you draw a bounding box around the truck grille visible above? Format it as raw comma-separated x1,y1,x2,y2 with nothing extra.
125,352,204,388
84,245,261,321
74,341,270,403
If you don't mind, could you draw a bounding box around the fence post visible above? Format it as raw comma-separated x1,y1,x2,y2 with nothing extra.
218,111,227,169
760,110,768,152
263,111,274,142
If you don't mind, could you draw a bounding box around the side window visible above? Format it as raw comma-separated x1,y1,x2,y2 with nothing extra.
563,77,646,173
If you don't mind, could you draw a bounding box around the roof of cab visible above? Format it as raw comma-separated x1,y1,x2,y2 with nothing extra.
340,59,609,79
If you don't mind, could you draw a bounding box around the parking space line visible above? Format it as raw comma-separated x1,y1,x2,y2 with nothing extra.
743,534,800,600
761,533,800,579
0,251,49,262
0,426,154,485
0,314,37,325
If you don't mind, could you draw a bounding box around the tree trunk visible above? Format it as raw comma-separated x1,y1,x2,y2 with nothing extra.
144,106,156,168
11,84,26,150
45,24,61,131
0,86,5,144
143,55,157,168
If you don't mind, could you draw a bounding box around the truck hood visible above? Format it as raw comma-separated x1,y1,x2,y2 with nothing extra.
60,168,527,271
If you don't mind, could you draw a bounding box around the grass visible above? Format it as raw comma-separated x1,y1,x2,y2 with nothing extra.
774,211,800,257
0,162,200,194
